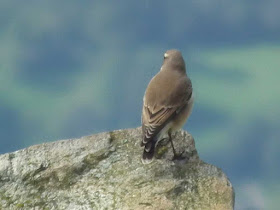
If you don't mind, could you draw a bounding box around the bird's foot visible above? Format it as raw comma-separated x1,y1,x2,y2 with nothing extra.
172,151,186,161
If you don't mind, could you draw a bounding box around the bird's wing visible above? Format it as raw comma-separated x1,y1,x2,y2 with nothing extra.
141,76,192,146
142,105,177,144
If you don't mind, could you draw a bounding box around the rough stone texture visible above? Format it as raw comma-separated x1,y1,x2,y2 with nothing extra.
0,127,234,210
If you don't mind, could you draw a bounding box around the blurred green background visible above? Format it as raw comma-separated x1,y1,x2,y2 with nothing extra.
1,1,279,209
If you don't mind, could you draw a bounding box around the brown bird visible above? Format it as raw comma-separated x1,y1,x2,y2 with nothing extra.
141,49,194,164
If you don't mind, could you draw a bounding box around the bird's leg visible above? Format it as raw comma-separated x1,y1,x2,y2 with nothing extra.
168,131,177,157
168,131,184,160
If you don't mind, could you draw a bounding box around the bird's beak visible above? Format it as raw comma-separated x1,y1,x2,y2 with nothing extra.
164,53,169,58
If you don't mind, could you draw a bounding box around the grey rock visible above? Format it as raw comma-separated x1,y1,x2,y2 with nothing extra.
0,128,234,210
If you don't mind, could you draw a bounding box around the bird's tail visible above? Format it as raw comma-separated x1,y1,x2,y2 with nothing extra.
141,141,155,164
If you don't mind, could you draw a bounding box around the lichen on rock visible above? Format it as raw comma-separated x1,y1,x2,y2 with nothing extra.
0,127,234,209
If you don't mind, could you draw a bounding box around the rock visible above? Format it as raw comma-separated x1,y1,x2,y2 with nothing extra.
0,127,234,210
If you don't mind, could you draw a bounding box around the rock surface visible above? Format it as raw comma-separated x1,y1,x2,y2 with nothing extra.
0,128,234,210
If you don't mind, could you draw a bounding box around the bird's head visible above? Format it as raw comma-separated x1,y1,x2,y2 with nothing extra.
162,49,186,72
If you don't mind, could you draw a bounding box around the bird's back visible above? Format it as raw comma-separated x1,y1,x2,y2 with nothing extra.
144,70,190,108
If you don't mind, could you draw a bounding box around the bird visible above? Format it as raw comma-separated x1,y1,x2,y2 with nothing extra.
141,49,194,164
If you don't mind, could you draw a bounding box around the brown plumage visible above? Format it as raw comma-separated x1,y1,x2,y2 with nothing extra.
141,49,194,164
